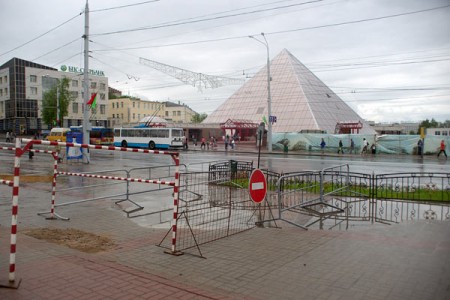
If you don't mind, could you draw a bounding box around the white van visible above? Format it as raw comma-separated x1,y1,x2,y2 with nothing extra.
46,128,70,142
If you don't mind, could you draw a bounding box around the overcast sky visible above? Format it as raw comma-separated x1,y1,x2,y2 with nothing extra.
1,0,449,123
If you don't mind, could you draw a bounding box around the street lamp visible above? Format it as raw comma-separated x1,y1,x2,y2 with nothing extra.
249,32,272,152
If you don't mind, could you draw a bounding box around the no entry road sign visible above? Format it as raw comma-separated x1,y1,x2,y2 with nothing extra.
249,169,267,203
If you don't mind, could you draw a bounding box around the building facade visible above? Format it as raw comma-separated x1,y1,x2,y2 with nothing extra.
0,57,108,134
108,97,166,127
163,101,197,123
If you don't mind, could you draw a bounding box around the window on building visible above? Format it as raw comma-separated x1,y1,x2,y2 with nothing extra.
5,88,7,95
112,114,115,118
100,104,106,114
436,131,441,135
70,91,79,98
4,76,7,83
177,111,181,116
30,87,38,95
72,102,78,114
30,75,37,83
133,113,135,119
121,102,123,108
172,111,176,116
0,89,3,97
112,102,115,109
91,81,97,89
0,77,2,84
443,131,448,136
100,93,105,100
133,102,135,108
100,83,106,90
165,111,168,116
72,80,78,87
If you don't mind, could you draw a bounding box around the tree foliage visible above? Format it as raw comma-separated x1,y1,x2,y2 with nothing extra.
191,113,208,123
41,77,73,127
417,118,450,133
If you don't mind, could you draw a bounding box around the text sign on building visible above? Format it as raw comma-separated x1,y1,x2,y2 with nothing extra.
60,65,105,76
249,169,267,203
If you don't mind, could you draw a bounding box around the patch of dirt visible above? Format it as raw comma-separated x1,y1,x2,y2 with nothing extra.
22,228,116,253
0,174,53,183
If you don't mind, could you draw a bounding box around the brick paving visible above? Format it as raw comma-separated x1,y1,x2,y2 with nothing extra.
0,149,450,299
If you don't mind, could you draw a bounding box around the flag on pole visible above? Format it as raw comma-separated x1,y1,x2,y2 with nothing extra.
262,115,268,125
87,93,97,109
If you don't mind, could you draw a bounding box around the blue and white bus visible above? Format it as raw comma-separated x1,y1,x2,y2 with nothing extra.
113,127,184,150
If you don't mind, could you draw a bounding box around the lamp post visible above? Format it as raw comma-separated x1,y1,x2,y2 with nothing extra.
56,84,60,127
249,32,272,152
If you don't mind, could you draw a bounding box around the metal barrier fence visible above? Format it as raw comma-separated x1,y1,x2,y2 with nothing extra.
159,161,258,257
270,169,450,230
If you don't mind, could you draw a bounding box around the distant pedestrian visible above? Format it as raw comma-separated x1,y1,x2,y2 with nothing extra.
225,135,230,150
437,140,447,158
182,135,188,150
371,143,376,155
337,140,344,154
350,139,355,154
417,139,423,156
320,138,326,154
361,138,368,155
201,137,206,150
6,131,10,142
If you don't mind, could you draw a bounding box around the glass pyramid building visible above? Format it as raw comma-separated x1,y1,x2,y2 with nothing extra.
203,49,375,134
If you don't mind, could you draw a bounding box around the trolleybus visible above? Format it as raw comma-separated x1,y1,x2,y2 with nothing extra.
113,127,184,150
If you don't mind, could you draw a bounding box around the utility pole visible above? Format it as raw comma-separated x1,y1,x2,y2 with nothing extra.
82,0,90,163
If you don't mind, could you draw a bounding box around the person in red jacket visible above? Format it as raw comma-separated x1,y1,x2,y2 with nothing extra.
437,140,447,158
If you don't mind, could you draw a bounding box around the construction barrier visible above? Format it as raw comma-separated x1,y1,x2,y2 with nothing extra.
0,138,181,287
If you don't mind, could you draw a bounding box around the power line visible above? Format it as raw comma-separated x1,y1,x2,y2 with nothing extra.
0,12,82,58
92,4,450,51
32,38,82,61
91,0,325,36
91,0,161,13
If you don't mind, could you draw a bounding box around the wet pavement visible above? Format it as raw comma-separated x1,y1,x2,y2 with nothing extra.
0,139,449,299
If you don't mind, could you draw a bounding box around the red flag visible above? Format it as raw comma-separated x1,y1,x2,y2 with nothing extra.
87,93,97,109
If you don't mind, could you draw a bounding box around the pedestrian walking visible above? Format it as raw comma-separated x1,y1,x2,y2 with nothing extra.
371,143,376,155
201,137,206,150
6,131,10,142
350,139,355,154
320,138,326,154
417,139,423,156
437,140,447,158
361,138,369,155
337,140,344,154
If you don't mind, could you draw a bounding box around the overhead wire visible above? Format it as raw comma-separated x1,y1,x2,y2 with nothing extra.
0,12,83,58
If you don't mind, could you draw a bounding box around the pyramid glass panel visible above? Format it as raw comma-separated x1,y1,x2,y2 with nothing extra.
203,49,375,134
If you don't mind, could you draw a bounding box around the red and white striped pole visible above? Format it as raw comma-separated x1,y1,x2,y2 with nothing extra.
169,153,181,255
9,137,22,283
49,152,59,219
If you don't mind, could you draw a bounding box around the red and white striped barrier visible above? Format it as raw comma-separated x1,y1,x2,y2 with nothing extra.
1,138,182,285
56,171,176,186
22,139,179,156
170,155,181,255
24,138,183,255
8,138,22,284
0,179,13,187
